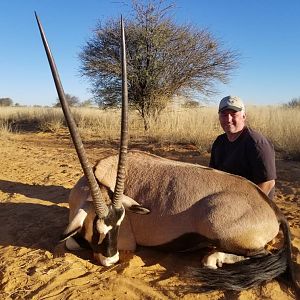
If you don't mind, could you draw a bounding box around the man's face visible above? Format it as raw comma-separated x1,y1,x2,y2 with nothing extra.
219,109,246,134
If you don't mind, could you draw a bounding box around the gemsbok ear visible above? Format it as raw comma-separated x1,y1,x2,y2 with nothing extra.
122,194,150,214
128,205,150,215
60,203,91,241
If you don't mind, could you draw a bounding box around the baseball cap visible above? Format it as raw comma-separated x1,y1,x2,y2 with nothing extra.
218,96,245,113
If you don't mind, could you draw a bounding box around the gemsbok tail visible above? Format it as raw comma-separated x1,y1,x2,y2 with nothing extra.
185,215,299,297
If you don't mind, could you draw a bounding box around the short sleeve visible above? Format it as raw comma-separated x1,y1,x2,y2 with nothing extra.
247,138,276,184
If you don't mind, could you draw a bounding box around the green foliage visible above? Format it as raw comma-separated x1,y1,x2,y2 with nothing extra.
283,97,300,109
80,0,238,130
79,99,94,107
182,99,200,108
53,93,80,107
0,98,13,106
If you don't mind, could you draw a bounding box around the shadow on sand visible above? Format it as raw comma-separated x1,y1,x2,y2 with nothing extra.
0,202,68,251
0,179,70,204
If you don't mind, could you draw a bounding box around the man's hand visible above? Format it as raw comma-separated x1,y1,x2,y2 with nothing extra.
257,179,275,196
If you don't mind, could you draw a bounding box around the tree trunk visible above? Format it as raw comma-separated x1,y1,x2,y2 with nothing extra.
143,117,150,131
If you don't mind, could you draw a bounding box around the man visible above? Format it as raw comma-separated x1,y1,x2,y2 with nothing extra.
209,96,276,199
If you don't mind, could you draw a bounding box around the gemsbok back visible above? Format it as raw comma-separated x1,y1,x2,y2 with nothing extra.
35,13,299,296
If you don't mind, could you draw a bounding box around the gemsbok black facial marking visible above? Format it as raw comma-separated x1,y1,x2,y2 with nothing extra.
92,206,125,258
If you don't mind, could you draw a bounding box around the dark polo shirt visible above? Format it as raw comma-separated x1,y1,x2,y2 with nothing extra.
209,127,276,199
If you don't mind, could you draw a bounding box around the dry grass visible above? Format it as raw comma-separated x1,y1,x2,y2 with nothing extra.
0,107,64,133
146,107,220,153
246,106,300,159
0,121,13,138
0,105,299,159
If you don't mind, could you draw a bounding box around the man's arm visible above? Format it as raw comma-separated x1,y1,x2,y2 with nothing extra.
257,179,275,196
247,132,276,198
209,139,218,168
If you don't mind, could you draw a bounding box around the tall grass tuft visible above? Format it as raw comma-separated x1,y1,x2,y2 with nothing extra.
247,105,300,159
0,120,13,138
146,107,221,153
1,105,300,160
38,108,64,133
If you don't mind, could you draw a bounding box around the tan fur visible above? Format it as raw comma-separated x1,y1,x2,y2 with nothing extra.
67,150,280,254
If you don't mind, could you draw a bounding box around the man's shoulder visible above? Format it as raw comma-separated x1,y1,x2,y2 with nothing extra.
245,127,274,148
212,133,227,146
246,127,268,140
215,133,227,142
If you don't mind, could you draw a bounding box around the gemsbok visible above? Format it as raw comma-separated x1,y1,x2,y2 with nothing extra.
35,12,299,295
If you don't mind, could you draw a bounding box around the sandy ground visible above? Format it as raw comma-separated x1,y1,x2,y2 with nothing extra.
0,131,299,300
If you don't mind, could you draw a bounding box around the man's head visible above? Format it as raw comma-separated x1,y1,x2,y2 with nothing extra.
218,96,246,138
218,95,245,113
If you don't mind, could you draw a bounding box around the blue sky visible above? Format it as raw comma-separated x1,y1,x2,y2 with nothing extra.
0,0,299,107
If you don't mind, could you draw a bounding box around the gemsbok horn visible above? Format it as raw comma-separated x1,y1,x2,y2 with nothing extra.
35,12,138,266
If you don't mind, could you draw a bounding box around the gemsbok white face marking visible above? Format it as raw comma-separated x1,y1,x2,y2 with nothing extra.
116,207,125,226
94,252,120,267
96,219,113,244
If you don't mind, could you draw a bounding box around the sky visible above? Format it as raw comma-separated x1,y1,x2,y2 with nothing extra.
0,0,299,107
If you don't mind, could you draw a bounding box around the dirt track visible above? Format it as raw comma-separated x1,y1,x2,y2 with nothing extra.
0,132,299,299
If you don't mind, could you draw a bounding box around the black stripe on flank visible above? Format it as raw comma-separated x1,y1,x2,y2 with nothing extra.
148,233,217,252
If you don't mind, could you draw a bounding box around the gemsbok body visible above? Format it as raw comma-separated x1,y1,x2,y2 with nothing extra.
65,150,298,293
36,12,299,295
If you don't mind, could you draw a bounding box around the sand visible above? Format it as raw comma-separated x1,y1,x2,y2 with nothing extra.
0,132,299,300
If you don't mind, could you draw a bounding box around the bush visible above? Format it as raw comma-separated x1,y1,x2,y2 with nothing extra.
283,97,300,109
0,98,13,106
